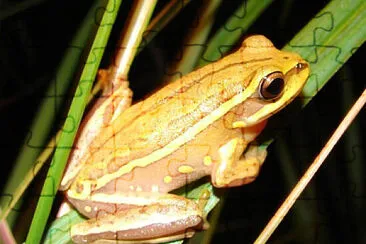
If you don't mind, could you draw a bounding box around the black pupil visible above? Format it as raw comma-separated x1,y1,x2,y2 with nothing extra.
262,77,285,99
267,78,284,96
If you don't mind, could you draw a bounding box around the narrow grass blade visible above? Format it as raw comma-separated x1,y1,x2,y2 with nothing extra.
0,0,105,227
254,0,365,242
260,0,365,147
199,0,365,243
255,89,366,244
164,0,222,82
139,0,193,54
284,0,365,104
197,0,273,67
25,1,123,243
110,0,157,83
44,1,158,243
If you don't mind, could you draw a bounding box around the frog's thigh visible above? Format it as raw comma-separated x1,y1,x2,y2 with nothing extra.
212,138,267,187
71,193,205,244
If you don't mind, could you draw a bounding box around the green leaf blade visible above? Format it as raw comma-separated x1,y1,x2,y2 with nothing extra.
25,1,123,243
284,0,365,101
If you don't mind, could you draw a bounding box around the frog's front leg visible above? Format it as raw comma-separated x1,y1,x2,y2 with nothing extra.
69,192,207,243
212,137,267,188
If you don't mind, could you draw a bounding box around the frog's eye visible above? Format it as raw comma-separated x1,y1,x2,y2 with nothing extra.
259,71,285,100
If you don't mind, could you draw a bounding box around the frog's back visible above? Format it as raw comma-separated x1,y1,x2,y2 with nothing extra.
80,50,257,181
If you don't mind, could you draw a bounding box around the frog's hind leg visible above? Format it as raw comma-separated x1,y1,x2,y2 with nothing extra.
70,193,206,243
212,138,267,187
60,71,132,190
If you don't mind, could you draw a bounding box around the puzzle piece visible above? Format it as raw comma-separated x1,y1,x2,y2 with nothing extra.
1,1,364,244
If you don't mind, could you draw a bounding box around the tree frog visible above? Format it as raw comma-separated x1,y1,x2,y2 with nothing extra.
59,35,309,243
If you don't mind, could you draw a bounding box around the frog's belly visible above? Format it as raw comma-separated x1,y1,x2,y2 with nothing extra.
98,118,243,195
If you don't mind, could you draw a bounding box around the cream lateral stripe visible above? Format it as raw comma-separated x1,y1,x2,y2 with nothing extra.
245,86,297,123
81,79,259,193
71,208,201,236
68,191,169,206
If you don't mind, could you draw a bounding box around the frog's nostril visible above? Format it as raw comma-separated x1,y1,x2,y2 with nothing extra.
295,62,308,71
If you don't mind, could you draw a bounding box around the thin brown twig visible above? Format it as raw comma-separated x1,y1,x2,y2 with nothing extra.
111,0,157,83
255,89,366,244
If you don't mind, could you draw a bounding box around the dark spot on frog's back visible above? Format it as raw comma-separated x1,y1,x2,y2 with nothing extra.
76,182,83,193
283,56,289,59
139,206,148,214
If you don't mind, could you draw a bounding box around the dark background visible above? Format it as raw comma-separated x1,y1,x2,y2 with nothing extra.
0,0,364,243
